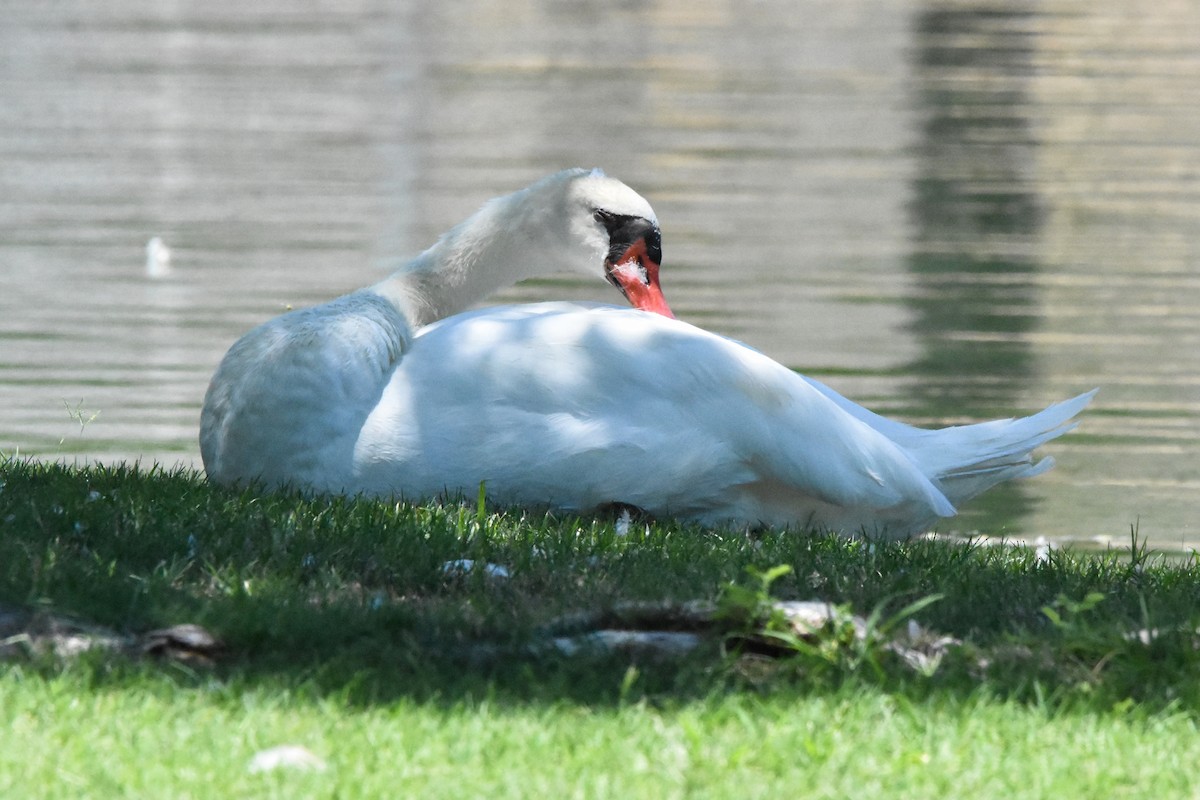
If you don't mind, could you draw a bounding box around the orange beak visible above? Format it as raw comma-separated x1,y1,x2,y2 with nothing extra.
604,236,674,319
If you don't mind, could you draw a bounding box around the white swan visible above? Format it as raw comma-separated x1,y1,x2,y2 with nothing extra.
200,168,1094,538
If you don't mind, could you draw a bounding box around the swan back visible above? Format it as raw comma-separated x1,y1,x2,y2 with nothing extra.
200,292,411,490
351,303,958,533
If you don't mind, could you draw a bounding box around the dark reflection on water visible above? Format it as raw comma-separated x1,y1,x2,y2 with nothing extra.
909,6,1041,407
907,6,1043,530
1,1,1198,548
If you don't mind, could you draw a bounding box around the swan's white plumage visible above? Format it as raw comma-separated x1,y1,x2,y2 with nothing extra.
345,302,1091,537
350,303,952,531
200,170,1094,538
200,291,410,491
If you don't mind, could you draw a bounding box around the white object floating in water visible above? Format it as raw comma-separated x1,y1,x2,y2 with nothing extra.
145,236,171,278
247,745,327,774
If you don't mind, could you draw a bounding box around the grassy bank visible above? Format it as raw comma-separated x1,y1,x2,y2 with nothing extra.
2,457,1199,797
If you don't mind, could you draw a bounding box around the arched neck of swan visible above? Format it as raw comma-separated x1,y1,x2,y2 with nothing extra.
368,177,581,328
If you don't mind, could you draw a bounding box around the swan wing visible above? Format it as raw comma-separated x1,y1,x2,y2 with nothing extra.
353,303,955,531
201,291,412,491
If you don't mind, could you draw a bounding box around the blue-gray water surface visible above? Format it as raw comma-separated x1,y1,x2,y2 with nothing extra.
2,1,1198,549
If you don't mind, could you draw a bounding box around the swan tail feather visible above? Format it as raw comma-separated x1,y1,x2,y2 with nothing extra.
924,389,1096,507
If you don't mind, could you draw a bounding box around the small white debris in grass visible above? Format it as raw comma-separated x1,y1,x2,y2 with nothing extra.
613,509,649,538
441,559,511,579
248,745,326,774
1034,536,1052,565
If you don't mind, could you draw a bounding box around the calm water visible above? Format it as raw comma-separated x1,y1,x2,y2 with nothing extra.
2,1,1198,548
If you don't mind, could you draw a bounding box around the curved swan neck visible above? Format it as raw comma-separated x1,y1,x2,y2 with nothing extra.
370,171,585,327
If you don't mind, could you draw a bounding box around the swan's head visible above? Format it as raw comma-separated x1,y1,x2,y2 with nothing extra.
398,169,675,324
561,169,674,318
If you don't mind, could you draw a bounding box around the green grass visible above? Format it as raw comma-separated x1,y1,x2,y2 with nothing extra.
3,457,1200,798
5,676,1199,798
